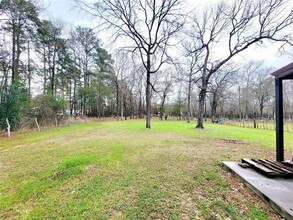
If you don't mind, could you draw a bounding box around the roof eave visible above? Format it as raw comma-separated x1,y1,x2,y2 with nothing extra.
271,62,293,79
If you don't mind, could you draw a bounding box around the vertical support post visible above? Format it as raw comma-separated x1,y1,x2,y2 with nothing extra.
275,78,284,162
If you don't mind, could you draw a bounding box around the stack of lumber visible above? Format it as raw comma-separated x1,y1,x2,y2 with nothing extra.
240,158,293,178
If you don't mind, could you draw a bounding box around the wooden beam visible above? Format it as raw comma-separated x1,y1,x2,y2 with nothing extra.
241,158,277,176
275,78,284,162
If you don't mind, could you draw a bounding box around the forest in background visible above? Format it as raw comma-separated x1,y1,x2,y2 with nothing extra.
1,0,293,131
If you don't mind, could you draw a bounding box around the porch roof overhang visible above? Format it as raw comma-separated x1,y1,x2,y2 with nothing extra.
271,62,293,79
270,61,293,162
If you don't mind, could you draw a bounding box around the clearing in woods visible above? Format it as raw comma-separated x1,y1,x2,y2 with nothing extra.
0,119,292,219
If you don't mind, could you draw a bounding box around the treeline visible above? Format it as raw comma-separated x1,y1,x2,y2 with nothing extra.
151,61,293,122
0,0,118,130
1,0,293,131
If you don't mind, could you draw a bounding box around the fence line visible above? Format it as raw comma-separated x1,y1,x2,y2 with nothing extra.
225,119,293,132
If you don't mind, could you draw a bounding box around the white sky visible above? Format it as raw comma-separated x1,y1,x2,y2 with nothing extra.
42,0,292,71
42,0,91,27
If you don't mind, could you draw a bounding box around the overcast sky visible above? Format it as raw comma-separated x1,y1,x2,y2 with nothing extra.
42,0,292,71
42,0,86,26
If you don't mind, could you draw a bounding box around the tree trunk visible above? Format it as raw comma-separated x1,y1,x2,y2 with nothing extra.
27,40,31,95
43,48,47,94
116,81,119,120
12,21,16,81
84,55,89,115
73,79,77,116
196,45,210,129
245,98,249,120
238,86,241,121
139,93,143,119
211,93,218,122
196,86,207,129
121,94,124,120
129,95,133,119
187,75,192,123
160,94,166,121
0,63,8,96
146,56,151,129
51,66,55,96
15,20,21,80
260,104,264,120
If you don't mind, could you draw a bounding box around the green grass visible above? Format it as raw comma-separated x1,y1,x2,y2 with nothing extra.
107,119,293,149
0,119,290,219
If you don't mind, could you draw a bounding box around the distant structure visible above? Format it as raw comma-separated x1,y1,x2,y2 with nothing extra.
271,62,293,162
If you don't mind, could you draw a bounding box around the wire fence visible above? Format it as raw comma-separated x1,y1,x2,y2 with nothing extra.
225,119,293,133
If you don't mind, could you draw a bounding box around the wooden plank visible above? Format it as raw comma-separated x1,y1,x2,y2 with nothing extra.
257,159,293,178
241,158,278,176
265,159,293,173
267,160,293,179
257,159,290,174
282,160,293,168
242,158,293,178
255,159,287,174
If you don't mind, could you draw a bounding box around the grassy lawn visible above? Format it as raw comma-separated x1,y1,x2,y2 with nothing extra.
0,119,292,219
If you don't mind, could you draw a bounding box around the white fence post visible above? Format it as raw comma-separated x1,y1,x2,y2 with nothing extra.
35,118,40,132
6,118,10,138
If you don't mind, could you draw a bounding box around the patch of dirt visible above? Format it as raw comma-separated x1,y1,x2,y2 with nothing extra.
109,209,124,218
205,137,249,145
50,171,63,180
42,136,67,144
84,164,100,176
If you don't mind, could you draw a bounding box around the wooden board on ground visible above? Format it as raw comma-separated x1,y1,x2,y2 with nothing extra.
241,158,293,178
282,159,293,168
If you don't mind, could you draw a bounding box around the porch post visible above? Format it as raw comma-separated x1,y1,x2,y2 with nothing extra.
275,78,284,162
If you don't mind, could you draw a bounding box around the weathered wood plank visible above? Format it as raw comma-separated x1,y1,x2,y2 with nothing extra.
257,159,289,174
282,160,293,168
241,158,278,177
265,159,293,173
242,158,293,178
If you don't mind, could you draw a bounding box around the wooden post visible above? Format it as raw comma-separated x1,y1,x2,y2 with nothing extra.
6,118,10,138
35,118,40,132
55,118,58,127
275,78,284,162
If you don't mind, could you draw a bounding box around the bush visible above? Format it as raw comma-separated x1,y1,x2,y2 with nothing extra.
28,94,66,126
0,80,30,131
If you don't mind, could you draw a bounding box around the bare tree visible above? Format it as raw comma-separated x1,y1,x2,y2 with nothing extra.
283,81,293,120
188,0,293,128
252,68,274,119
134,67,146,119
208,64,237,122
112,51,131,120
236,61,265,120
76,0,185,128
156,68,174,121
178,52,200,123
